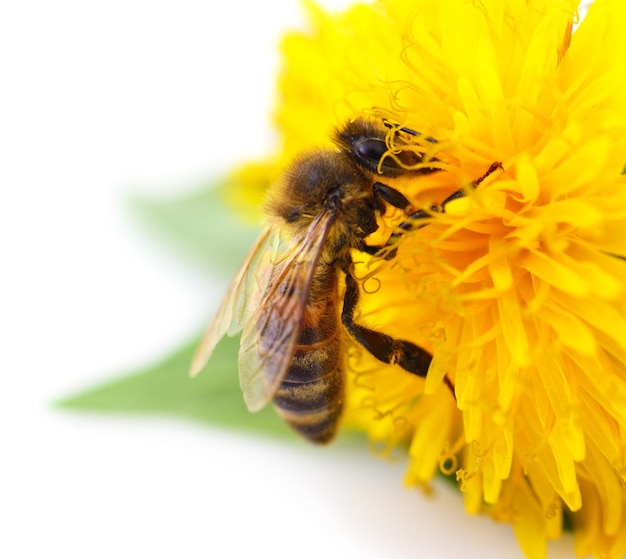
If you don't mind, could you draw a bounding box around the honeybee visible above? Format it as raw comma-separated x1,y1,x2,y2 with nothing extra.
191,119,501,443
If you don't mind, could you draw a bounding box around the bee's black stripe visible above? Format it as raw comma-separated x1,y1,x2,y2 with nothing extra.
297,322,339,345
274,364,343,412
276,399,342,444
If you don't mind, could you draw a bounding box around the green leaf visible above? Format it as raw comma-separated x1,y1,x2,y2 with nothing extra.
58,181,294,439
128,183,260,272
58,335,293,439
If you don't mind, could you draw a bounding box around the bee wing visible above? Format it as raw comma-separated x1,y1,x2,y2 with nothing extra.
238,210,337,412
190,226,278,377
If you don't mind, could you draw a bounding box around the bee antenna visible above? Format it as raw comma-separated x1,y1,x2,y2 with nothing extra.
382,119,437,143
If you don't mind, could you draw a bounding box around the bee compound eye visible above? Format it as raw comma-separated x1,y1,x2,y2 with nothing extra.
354,138,388,166
353,137,427,176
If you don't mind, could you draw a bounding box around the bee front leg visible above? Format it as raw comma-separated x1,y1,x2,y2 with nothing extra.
341,271,432,378
356,243,397,260
372,182,413,213
386,161,504,246
363,182,415,260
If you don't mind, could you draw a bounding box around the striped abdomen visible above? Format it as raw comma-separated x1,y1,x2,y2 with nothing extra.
272,265,343,443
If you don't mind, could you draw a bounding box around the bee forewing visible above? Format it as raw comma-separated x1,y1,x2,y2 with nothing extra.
238,268,308,412
237,211,337,412
190,226,277,377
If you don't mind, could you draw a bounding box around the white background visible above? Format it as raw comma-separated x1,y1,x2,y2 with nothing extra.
2,1,578,557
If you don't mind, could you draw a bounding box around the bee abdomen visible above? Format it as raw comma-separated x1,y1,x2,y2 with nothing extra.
273,334,343,444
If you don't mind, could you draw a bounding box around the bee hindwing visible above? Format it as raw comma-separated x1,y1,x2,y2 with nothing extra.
190,226,276,377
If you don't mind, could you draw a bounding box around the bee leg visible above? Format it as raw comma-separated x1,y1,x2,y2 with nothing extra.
358,242,387,257
372,182,413,213
367,162,503,257
390,161,504,240
342,272,455,394
365,182,415,259
342,272,432,378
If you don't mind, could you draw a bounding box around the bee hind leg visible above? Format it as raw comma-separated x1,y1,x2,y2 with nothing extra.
342,272,432,378
342,271,455,394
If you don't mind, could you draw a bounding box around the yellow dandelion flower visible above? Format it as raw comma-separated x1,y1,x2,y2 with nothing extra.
226,0,626,557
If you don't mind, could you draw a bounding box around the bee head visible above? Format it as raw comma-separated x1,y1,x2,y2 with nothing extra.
335,119,438,178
